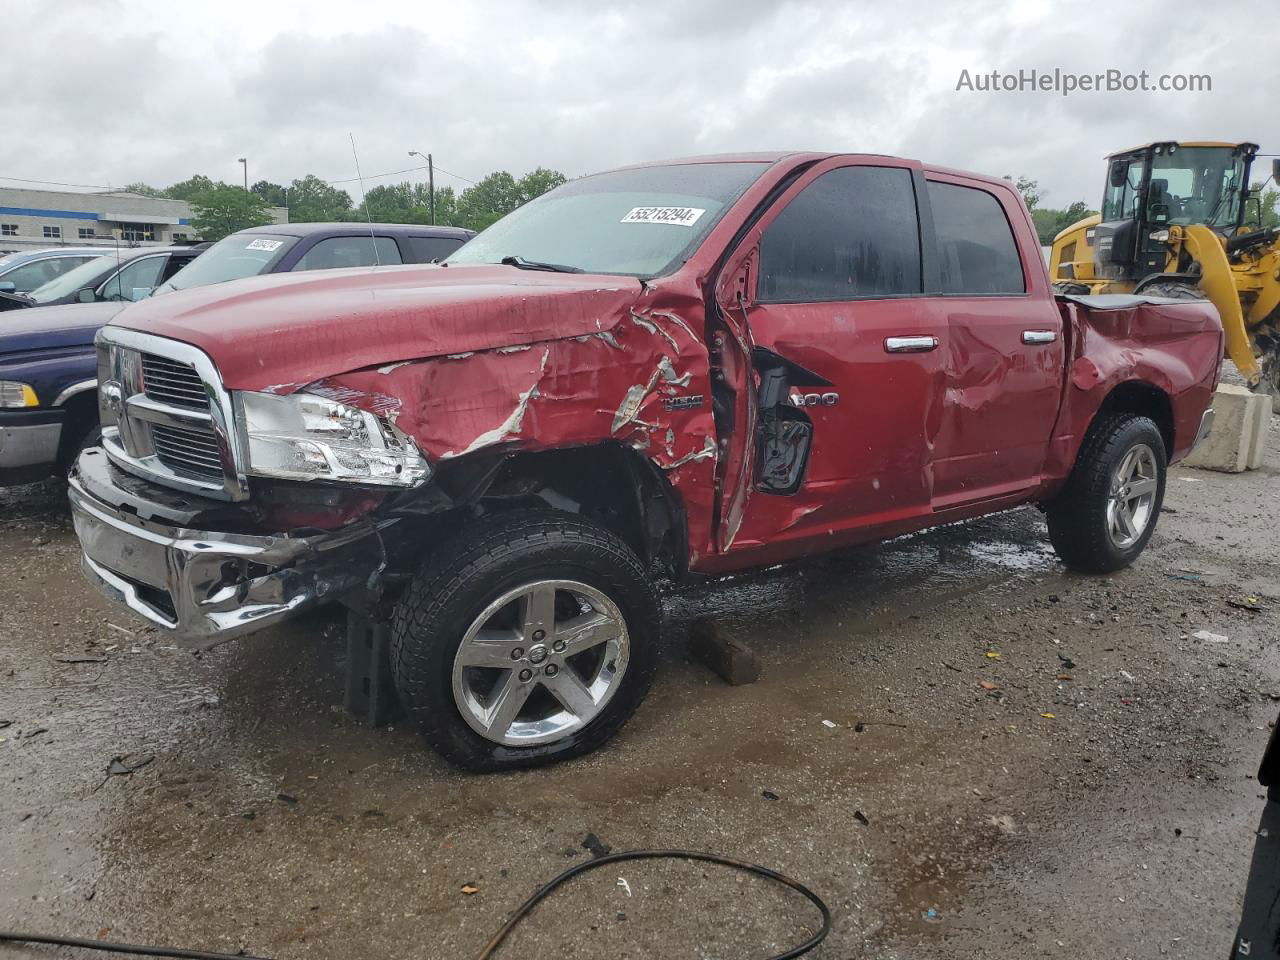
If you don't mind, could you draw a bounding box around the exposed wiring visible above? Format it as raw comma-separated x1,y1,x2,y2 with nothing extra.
0,849,831,960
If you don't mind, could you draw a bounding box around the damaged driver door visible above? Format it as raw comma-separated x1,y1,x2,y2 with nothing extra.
710,157,946,562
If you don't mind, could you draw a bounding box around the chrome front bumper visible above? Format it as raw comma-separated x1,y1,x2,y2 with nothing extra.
69,449,384,649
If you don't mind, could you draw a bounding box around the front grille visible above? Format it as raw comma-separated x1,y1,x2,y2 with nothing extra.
141,354,209,410
151,423,224,482
100,330,246,499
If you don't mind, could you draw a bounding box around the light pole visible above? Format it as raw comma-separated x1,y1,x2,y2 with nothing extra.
408,150,434,224
237,157,248,192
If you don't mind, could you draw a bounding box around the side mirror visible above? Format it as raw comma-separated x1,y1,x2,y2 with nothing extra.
1109,161,1128,189
0,281,14,294
77,288,96,303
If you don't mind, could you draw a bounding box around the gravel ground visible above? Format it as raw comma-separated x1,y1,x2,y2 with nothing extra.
1,410,1277,959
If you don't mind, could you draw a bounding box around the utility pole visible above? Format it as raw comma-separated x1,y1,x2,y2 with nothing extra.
238,157,248,192
408,150,435,224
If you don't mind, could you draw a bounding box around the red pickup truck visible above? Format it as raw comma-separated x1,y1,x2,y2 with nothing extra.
69,152,1221,771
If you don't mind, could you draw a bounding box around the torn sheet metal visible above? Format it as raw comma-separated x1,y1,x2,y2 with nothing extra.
315,298,722,552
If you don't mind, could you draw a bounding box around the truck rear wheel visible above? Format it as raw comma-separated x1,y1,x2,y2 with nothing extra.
1046,414,1167,573
390,510,659,772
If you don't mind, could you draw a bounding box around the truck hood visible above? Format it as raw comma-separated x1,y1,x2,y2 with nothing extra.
107,263,643,392
0,301,125,357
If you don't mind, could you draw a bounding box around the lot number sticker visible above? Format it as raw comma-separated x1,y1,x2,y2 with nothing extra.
621,206,706,227
246,238,284,251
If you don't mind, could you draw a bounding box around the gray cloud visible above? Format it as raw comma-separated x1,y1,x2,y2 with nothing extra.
0,0,1272,208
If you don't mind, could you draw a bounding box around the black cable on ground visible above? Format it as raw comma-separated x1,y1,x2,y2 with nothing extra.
0,848,831,960
0,931,268,960
476,849,831,960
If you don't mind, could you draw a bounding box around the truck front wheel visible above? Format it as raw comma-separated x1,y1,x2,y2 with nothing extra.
1046,414,1167,573
391,510,659,772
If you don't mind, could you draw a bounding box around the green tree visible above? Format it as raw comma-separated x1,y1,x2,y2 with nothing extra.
1056,201,1094,230
452,168,566,231
286,174,353,223
164,175,216,203
431,185,460,226
1250,182,1279,229
190,183,274,241
1030,208,1060,245
456,172,520,231
121,182,166,198
251,180,287,207
1027,201,1098,245
1004,174,1042,211
516,167,567,204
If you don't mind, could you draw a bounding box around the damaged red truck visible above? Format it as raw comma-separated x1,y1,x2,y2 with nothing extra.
69,153,1222,771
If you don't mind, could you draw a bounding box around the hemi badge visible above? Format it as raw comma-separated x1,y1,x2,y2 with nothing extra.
663,395,704,411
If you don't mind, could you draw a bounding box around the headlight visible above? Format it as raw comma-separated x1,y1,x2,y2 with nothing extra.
0,381,38,408
236,390,429,486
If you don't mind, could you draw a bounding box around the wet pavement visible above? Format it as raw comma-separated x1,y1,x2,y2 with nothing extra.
2,416,1278,959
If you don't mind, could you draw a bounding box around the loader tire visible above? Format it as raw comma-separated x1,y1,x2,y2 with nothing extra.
391,509,659,773
1137,280,1206,301
1254,345,1280,414
1046,414,1167,574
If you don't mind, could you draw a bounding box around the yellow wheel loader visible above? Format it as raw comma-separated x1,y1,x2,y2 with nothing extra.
1049,141,1280,402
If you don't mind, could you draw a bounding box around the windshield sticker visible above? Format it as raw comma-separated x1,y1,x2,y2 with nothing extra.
620,206,706,227
246,238,284,251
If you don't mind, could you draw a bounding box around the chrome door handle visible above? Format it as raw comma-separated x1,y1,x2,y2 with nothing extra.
884,335,939,353
1022,330,1058,344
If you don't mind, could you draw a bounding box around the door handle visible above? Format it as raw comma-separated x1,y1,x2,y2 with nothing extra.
884,335,939,353
1022,330,1058,344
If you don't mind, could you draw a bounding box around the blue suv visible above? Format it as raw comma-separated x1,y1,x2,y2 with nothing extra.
0,222,473,484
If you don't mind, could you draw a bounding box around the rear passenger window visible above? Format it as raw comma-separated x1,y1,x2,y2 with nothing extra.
408,236,464,262
759,166,921,302
928,182,1025,294
294,236,403,271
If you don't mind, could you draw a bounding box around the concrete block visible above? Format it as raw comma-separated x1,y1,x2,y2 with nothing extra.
689,618,761,686
1183,384,1271,473
1246,395,1270,469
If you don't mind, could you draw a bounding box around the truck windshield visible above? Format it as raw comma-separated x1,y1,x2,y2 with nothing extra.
158,233,298,293
27,255,115,303
445,161,770,277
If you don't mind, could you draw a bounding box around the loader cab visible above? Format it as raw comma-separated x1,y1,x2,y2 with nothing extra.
1093,141,1258,281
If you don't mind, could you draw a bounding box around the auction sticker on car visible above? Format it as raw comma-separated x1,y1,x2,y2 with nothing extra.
620,206,706,226
246,238,284,251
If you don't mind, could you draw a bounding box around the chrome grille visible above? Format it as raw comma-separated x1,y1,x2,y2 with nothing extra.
97,328,247,500
151,423,223,482
141,354,209,410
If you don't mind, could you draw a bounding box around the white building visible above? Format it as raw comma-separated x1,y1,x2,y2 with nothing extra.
0,186,288,253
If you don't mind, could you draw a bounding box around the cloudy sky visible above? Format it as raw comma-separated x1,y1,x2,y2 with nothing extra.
2,0,1273,208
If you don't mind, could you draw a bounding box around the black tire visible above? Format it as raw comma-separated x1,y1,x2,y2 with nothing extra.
1137,280,1206,301
1255,346,1280,412
391,510,660,772
1053,281,1093,297
59,422,102,477
1046,414,1167,573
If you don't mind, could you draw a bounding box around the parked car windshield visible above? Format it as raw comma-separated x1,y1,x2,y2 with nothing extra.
159,233,298,293
26,255,116,303
445,161,770,277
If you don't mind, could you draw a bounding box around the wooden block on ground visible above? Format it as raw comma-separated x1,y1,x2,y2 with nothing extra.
689,618,761,686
